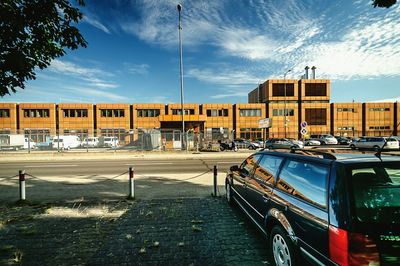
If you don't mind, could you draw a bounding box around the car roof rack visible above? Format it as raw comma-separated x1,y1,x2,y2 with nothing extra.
263,148,338,160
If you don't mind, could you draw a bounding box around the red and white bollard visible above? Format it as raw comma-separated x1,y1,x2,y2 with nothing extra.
128,167,135,199
19,170,26,201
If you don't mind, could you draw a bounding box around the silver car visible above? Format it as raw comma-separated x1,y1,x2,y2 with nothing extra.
265,138,304,149
350,137,399,151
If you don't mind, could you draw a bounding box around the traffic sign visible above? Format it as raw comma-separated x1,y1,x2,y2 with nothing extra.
301,121,308,128
258,118,272,128
300,128,308,135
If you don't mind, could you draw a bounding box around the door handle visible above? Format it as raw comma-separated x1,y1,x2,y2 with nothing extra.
284,205,289,212
262,195,269,203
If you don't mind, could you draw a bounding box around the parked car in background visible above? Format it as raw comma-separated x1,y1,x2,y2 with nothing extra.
304,138,321,146
52,135,81,150
82,137,99,148
0,134,25,150
265,138,304,149
233,139,259,150
225,149,400,265
23,138,36,149
99,136,119,148
310,134,338,145
350,136,399,151
336,136,352,145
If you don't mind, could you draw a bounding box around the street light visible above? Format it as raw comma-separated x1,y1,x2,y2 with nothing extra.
177,3,186,151
284,69,291,138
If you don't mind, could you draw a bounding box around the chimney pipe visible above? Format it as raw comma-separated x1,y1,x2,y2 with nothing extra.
311,66,316,79
305,66,309,79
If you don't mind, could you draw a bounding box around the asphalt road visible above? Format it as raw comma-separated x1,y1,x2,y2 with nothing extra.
0,158,243,178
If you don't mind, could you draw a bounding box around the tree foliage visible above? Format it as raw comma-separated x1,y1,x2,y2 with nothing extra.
372,0,397,8
0,0,87,97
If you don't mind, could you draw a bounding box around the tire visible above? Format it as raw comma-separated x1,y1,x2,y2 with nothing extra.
226,181,233,205
248,145,255,150
270,226,296,266
321,141,326,145
220,146,225,151
350,144,356,150
373,145,380,152
234,146,238,152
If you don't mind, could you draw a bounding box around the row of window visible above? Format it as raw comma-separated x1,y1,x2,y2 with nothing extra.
137,109,160,117
239,128,262,140
172,109,195,115
23,109,50,118
337,126,355,130
369,126,391,130
272,84,295,97
369,108,390,112
100,109,125,118
62,109,88,118
305,108,327,125
337,108,356,112
304,83,327,97
239,109,262,117
244,154,327,209
206,109,229,117
272,109,295,117
0,109,10,118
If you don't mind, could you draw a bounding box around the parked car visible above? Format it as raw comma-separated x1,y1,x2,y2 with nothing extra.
225,149,400,265
99,136,119,148
52,135,81,150
265,138,304,149
0,134,24,150
304,138,321,146
336,136,352,145
23,137,36,149
310,134,338,145
350,136,399,151
233,139,259,150
82,137,100,148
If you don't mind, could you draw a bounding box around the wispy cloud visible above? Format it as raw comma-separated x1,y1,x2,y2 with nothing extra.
48,59,118,89
83,13,111,34
124,63,150,75
369,97,400,102
187,67,260,86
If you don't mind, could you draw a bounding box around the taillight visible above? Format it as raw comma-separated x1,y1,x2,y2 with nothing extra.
329,225,380,266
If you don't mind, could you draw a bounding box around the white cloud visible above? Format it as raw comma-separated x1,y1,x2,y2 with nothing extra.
125,63,150,75
187,67,261,86
83,14,111,34
369,97,400,102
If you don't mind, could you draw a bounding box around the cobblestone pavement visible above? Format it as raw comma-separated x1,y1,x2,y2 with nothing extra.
0,197,272,266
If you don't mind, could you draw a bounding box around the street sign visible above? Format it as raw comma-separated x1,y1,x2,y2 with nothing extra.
301,121,307,128
258,118,272,128
300,128,308,135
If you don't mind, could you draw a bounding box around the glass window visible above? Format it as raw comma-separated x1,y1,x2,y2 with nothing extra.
82,109,88,117
253,155,284,186
101,110,107,117
240,154,261,176
0,109,10,118
278,160,328,208
43,109,49,117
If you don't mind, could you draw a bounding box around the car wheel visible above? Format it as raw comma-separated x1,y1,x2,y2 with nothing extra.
350,144,356,150
248,145,255,150
220,146,224,151
321,141,326,145
226,181,233,205
270,226,296,266
373,145,380,152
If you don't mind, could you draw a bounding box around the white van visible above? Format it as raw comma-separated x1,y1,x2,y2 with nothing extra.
82,137,99,148
52,136,81,150
24,138,36,149
99,136,119,148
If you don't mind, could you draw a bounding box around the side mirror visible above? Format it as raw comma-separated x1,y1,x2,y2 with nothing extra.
230,165,239,172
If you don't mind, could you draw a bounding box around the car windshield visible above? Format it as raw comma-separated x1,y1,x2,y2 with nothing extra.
350,163,400,224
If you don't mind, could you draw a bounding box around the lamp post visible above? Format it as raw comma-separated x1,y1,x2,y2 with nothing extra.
284,69,291,138
177,3,185,150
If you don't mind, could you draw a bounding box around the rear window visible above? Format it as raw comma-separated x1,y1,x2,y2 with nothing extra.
350,163,400,224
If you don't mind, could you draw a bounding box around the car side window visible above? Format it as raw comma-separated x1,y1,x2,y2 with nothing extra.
253,155,284,186
277,159,328,208
240,154,261,176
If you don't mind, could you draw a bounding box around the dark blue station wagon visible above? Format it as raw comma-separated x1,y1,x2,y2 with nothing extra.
225,150,400,266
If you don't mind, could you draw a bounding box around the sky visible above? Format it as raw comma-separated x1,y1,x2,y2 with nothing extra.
2,0,400,104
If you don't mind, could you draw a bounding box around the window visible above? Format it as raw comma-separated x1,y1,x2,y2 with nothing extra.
272,84,295,97
62,109,88,118
277,160,328,208
0,109,10,118
239,109,261,117
272,109,294,116
369,108,390,112
100,109,125,117
23,109,50,118
337,108,355,112
137,109,160,117
369,126,390,130
240,155,261,176
305,108,327,125
305,83,327,96
172,109,195,115
253,155,284,186
239,128,262,140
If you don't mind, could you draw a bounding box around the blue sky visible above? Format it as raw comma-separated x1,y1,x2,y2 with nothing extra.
2,0,400,104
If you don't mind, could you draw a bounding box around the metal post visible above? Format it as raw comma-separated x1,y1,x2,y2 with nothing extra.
19,170,26,201
213,165,218,196
177,4,186,151
128,167,135,199
28,130,31,154
284,69,291,138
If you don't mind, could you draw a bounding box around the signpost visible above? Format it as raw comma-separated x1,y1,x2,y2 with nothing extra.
300,121,308,139
259,118,271,149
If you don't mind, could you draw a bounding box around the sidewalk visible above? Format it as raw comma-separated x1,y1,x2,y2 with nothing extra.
0,150,254,162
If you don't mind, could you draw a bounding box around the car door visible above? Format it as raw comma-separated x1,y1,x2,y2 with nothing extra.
230,154,261,210
356,137,367,149
245,154,284,225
